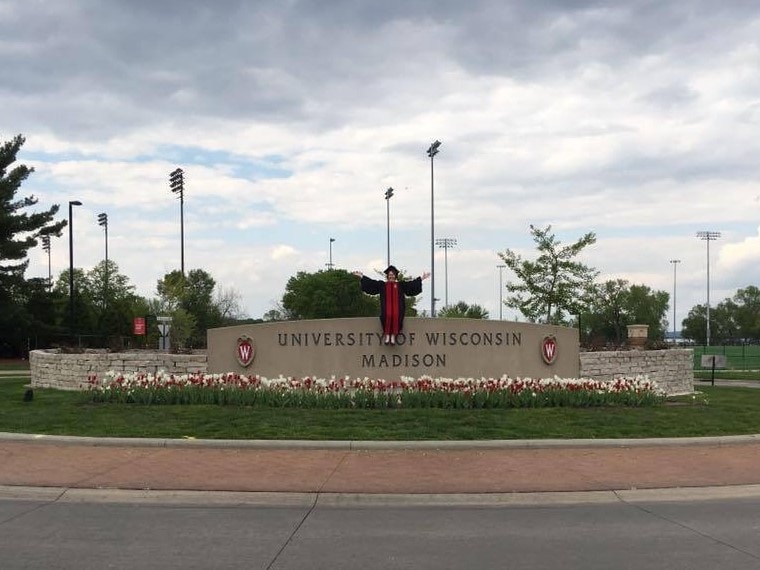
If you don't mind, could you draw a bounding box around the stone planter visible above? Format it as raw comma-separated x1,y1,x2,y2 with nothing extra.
627,324,649,350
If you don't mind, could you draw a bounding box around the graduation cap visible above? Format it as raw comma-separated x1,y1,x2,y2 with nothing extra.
384,265,399,276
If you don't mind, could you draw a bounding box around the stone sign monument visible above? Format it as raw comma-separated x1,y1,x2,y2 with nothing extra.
207,317,579,379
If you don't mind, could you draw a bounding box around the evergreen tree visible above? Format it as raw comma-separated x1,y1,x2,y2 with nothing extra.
0,135,66,355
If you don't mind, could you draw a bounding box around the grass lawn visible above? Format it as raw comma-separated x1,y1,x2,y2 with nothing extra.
1,376,759,440
694,369,760,381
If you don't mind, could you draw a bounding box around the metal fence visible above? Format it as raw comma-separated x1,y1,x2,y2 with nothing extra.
692,345,760,371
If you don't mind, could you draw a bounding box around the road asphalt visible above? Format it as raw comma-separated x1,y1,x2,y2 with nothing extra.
2,372,760,504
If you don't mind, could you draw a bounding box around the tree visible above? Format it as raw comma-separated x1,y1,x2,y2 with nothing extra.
437,301,489,319
625,284,669,340
52,262,146,346
681,304,707,344
214,285,244,323
681,301,737,345
156,268,242,347
732,286,760,341
498,225,597,325
53,267,96,332
0,135,66,355
580,280,669,345
581,279,629,344
85,260,145,343
282,269,380,319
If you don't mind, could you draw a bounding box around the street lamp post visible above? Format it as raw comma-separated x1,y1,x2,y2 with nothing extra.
98,213,109,314
169,168,185,276
384,187,394,267
41,235,52,290
427,140,441,317
327,237,335,269
696,231,721,346
497,264,506,320
669,259,681,343
68,200,82,335
435,237,456,308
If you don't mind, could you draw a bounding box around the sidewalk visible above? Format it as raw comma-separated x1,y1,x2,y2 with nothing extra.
2,433,760,498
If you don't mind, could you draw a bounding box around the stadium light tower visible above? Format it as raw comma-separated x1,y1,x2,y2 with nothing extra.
435,237,457,308
327,237,335,269
384,187,394,267
427,140,441,317
696,231,721,346
169,168,185,276
669,259,680,343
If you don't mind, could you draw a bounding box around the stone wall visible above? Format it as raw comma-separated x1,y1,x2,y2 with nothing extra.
30,347,694,396
30,349,208,391
579,348,693,396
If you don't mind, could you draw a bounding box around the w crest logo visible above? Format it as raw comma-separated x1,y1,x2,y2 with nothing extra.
236,335,255,367
541,335,557,365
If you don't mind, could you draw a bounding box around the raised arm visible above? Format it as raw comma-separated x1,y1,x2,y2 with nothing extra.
355,271,382,295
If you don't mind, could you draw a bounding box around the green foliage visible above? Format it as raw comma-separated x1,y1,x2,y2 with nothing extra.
437,301,489,319
732,286,760,340
168,308,196,350
682,285,760,345
0,135,66,354
53,262,145,343
498,225,597,325
580,280,669,344
282,269,380,319
681,304,707,344
155,268,235,346
626,284,669,339
7,377,760,440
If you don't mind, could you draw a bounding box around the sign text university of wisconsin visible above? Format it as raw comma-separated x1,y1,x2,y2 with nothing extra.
277,329,524,369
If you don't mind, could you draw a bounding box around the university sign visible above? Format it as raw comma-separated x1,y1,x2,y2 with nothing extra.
541,335,557,364
236,335,255,367
207,318,579,380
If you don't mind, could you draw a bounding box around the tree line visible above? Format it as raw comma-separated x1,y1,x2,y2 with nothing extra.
0,135,244,356
3,133,759,356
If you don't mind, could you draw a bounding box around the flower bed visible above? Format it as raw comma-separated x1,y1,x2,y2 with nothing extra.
84,371,665,409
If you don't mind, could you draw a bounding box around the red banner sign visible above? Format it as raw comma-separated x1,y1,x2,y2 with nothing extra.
133,317,146,336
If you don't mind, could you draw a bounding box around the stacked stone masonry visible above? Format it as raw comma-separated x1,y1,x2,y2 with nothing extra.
30,348,694,396
579,348,693,396
30,349,208,391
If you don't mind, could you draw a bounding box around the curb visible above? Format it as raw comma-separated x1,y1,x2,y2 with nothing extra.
2,431,760,450
4,484,760,507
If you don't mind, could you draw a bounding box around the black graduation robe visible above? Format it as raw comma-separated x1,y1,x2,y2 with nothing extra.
360,275,423,333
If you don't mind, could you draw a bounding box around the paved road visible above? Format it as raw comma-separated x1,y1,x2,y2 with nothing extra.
2,494,760,569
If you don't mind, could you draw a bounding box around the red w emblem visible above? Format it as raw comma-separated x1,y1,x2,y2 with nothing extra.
541,335,557,365
236,335,255,367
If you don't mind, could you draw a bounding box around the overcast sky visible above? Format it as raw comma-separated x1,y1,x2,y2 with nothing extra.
4,0,760,328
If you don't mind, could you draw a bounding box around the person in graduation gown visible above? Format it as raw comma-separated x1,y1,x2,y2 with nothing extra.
353,265,431,345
